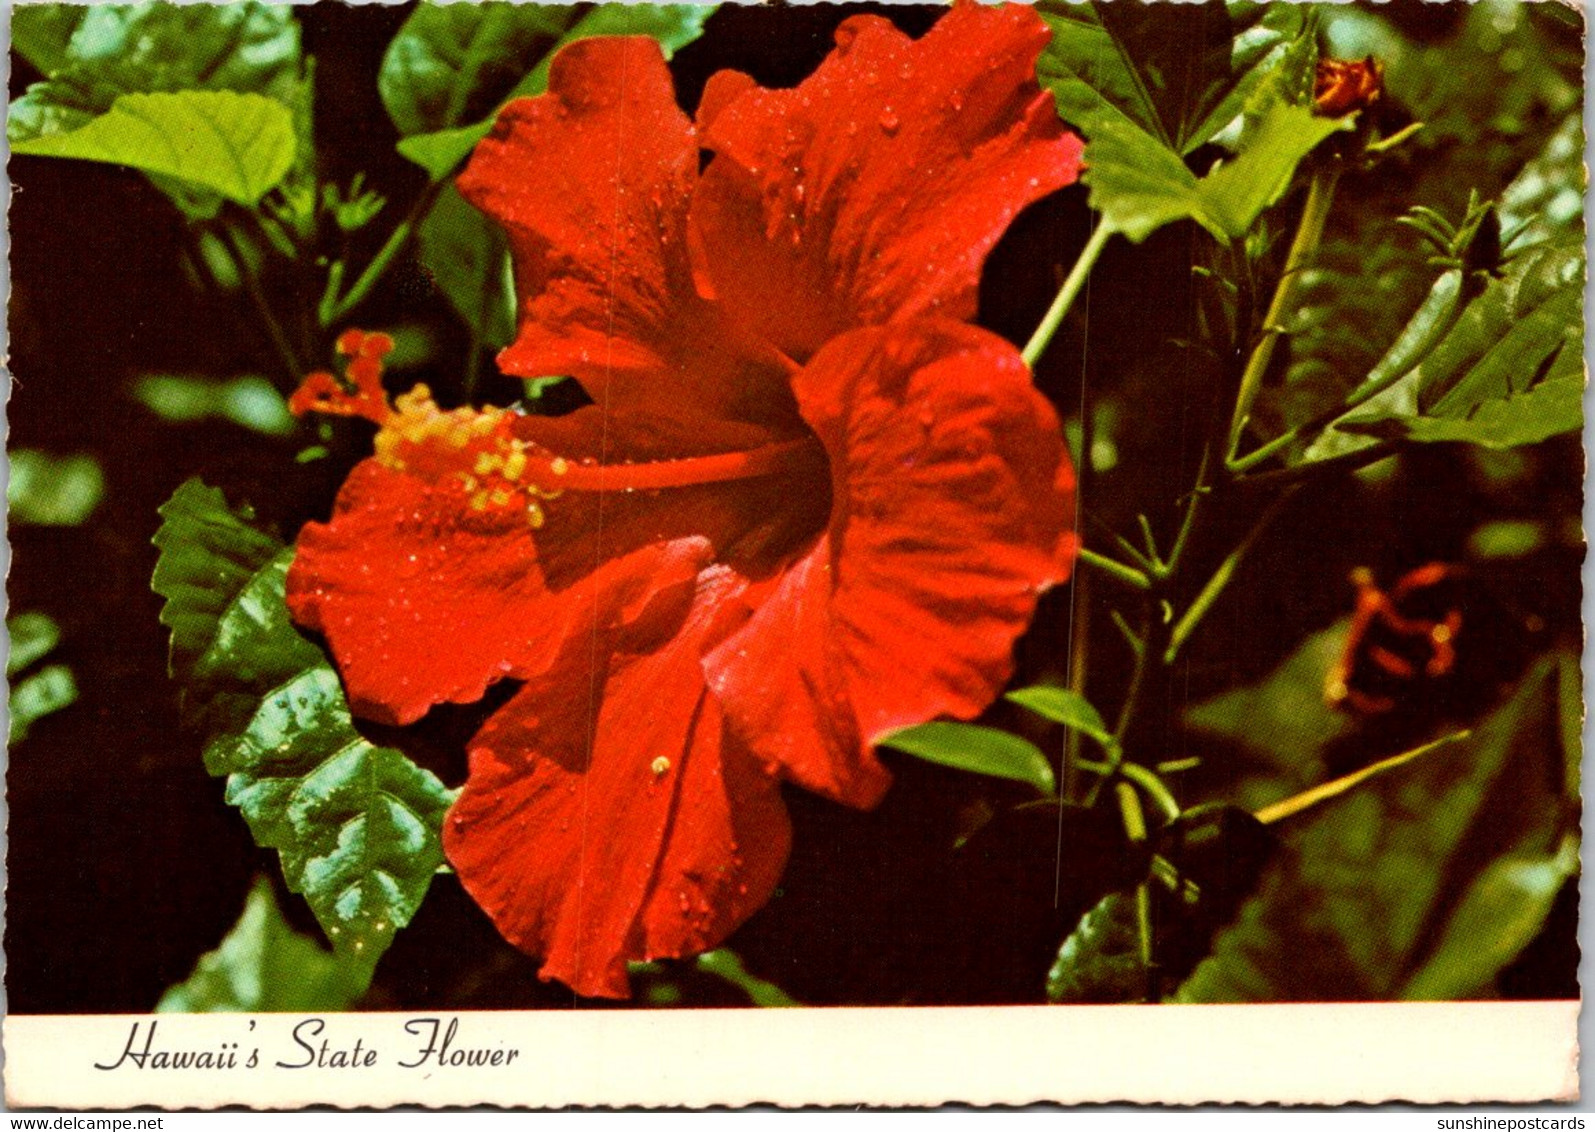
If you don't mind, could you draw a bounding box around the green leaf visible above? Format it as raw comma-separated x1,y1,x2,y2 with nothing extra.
694,950,801,1008
416,185,517,349
149,481,305,687
1334,241,1584,451
8,450,105,527
1401,840,1578,1001
9,2,301,144
380,3,577,138
392,3,716,180
1275,0,1581,444
1036,2,1338,243
1085,102,1348,243
8,613,63,678
1184,623,1357,793
1345,371,1583,451
1035,1,1305,155
1047,891,1145,1003
1176,654,1578,1002
8,612,77,743
133,374,295,436
1499,113,1585,252
1467,519,1547,561
880,722,1056,798
10,665,79,744
11,666,80,744
12,90,296,206
157,878,371,1013
152,480,455,968
1006,685,1114,750
11,5,89,76
396,123,498,184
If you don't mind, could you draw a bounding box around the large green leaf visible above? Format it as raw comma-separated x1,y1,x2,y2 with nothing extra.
1084,101,1348,243
416,185,517,349
1184,623,1357,795
880,722,1056,798
1333,241,1584,452
10,5,87,77
9,2,300,144
379,2,577,138
1267,0,1581,449
1176,654,1579,1002
1035,1,1305,155
12,90,296,206
152,480,455,969
157,878,370,1013
391,4,716,180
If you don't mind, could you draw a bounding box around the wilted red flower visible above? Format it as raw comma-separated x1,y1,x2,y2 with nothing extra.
1314,56,1383,118
288,3,1081,997
1324,563,1463,714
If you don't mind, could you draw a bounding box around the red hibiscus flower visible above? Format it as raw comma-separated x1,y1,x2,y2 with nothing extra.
287,2,1081,998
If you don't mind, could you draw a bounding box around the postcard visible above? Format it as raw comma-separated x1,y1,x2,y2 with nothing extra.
4,0,1584,1109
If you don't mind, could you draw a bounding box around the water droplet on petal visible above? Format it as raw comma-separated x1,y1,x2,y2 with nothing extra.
879,109,900,136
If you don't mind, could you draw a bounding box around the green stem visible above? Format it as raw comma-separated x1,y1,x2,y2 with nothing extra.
1233,438,1402,493
1113,605,1155,741
1254,730,1471,826
1228,268,1465,476
322,182,444,329
316,259,346,330
1118,761,1180,823
1161,445,1211,579
1224,167,1341,466
1112,782,1155,995
219,226,301,382
1078,547,1152,591
1022,222,1112,369
1163,488,1297,665
1115,780,1148,843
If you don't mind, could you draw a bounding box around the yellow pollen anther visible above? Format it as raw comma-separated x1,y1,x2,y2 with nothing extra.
551,457,570,476
503,450,527,481
474,451,502,476
527,503,546,529
651,756,671,776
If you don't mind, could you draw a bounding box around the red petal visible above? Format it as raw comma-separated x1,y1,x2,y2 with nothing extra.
457,37,797,433
706,320,1076,802
444,566,790,999
693,3,1083,361
287,398,822,725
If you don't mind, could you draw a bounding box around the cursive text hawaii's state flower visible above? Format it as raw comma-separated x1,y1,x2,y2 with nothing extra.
287,3,1082,997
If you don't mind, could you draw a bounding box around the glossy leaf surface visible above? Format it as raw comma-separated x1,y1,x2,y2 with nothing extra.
153,481,454,969
1335,242,1584,451
157,878,370,1012
9,2,300,143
